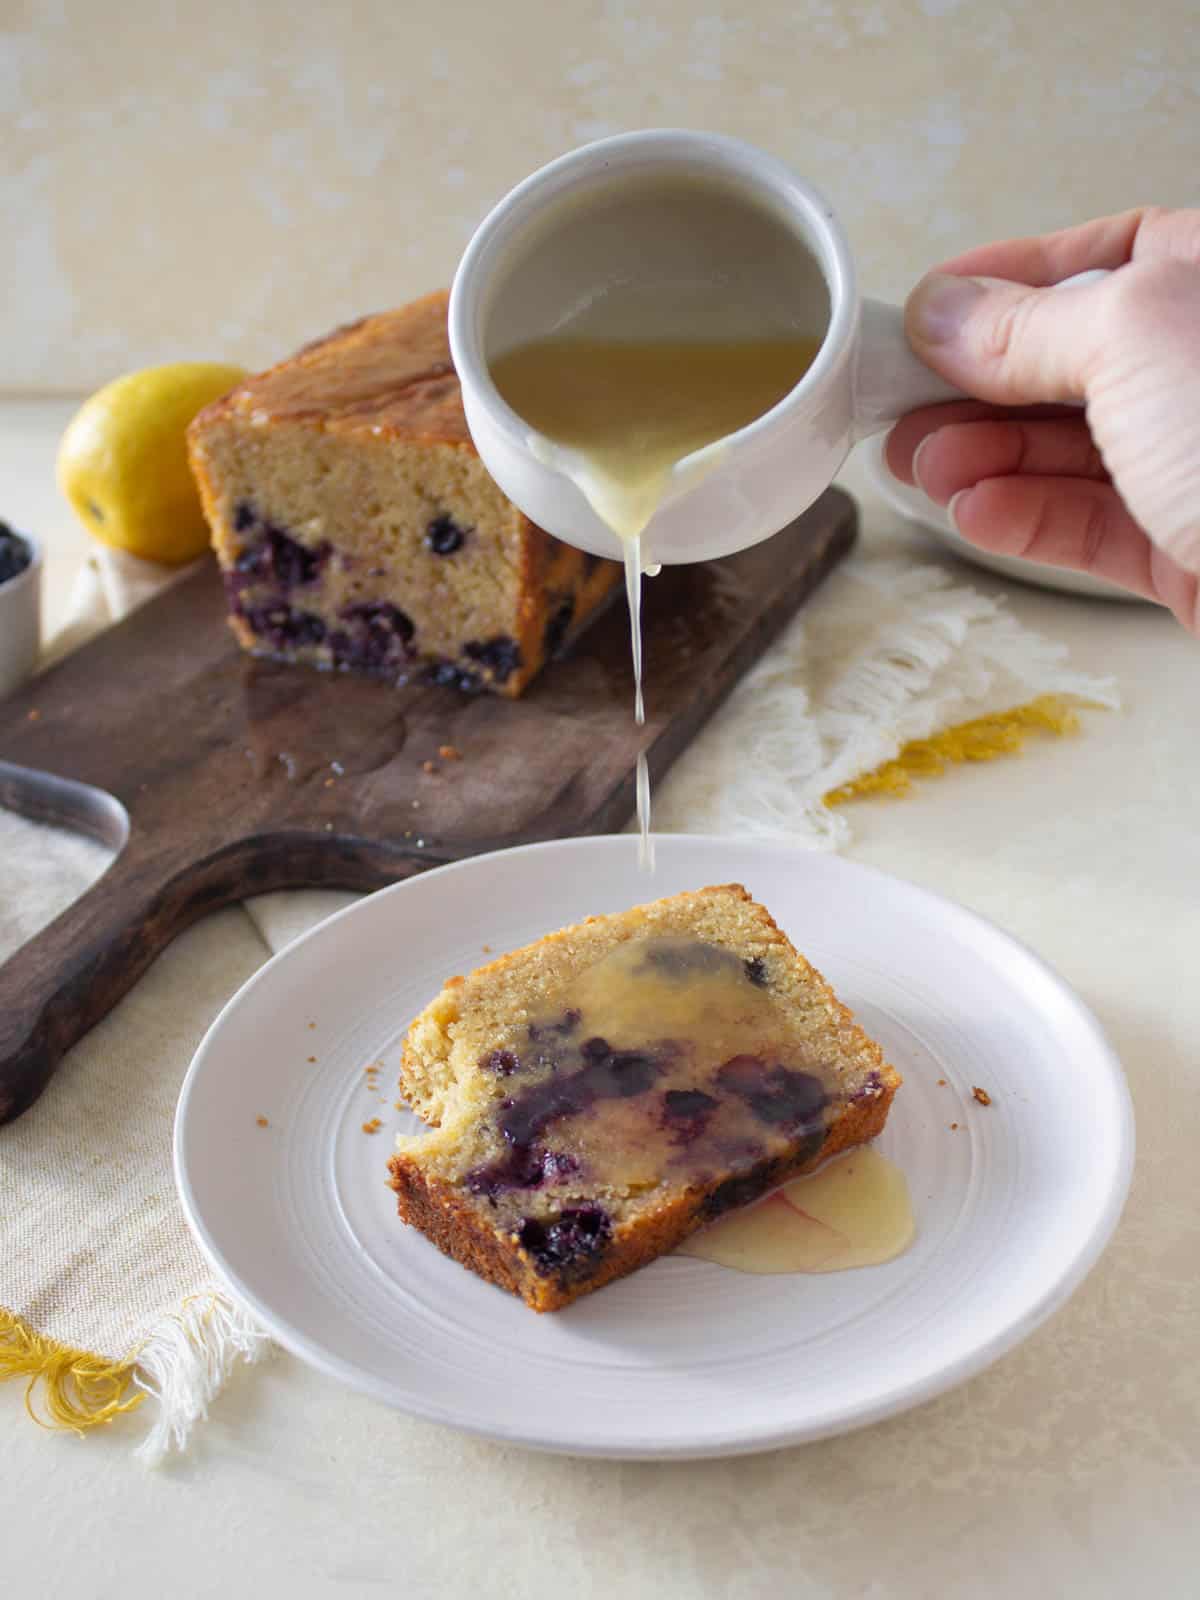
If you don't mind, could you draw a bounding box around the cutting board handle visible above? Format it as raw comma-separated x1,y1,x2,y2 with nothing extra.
0,840,240,1126
0,833,424,1126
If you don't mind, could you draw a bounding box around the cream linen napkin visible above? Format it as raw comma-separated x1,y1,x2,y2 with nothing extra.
0,541,1118,1461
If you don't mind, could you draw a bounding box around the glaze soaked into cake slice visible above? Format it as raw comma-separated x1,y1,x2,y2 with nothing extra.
388,885,901,1311
187,291,621,697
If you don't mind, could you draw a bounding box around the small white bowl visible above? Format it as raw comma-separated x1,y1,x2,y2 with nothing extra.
0,528,42,699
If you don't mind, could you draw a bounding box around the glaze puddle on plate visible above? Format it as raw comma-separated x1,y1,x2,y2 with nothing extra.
678,1147,915,1274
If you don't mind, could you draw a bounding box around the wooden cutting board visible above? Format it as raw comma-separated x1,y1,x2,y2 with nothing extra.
0,488,855,1123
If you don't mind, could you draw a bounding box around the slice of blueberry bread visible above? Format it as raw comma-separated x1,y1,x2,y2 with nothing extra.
187,291,620,697
388,884,901,1311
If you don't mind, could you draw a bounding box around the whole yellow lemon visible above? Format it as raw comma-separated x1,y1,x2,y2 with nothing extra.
57,362,246,565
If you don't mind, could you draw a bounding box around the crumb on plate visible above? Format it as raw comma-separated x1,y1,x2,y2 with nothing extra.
972,1085,992,1106
362,1117,383,1134
438,744,461,761
256,1115,269,1128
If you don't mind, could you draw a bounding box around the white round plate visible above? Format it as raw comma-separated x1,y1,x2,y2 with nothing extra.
860,434,1143,601
175,835,1133,1458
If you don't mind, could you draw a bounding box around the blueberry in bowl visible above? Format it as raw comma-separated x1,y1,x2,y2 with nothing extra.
0,522,33,586
0,521,41,700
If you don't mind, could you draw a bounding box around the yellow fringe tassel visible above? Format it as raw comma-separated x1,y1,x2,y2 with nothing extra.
824,694,1090,806
0,1306,143,1434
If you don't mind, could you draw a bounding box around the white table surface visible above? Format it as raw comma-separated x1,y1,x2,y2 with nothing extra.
3,397,1198,1599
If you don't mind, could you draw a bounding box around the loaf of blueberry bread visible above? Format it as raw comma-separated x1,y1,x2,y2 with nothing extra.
187,291,621,696
388,884,901,1311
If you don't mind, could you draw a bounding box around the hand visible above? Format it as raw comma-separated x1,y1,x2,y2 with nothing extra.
885,208,1200,631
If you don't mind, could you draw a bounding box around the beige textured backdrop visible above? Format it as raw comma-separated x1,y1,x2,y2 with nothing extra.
5,0,1197,393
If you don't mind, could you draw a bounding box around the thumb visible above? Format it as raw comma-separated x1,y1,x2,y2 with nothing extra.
904,271,1105,407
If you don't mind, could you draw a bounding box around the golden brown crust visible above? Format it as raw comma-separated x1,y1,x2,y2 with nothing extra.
185,428,229,570
506,524,619,697
193,291,468,442
387,1078,897,1312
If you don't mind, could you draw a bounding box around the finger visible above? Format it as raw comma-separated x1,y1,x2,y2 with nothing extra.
934,207,1200,284
911,418,1108,506
949,476,1163,602
931,209,1152,285
904,271,1111,406
1130,207,1200,268
884,402,1078,485
1148,546,1200,635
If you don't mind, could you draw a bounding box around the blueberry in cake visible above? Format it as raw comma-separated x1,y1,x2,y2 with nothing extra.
187,292,620,696
388,884,901,1311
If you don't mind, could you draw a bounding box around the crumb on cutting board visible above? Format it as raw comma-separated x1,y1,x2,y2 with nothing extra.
438,744,461,761
256,1115,269,1128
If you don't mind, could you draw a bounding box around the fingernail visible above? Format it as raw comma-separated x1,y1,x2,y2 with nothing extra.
947,487,973,535
911,433,938,497
908,274,986,345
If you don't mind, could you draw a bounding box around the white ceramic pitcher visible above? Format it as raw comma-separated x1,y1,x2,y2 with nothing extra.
448,128,970,565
